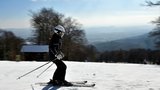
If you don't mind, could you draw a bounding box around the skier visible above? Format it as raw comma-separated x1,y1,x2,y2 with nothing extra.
48,25,72,86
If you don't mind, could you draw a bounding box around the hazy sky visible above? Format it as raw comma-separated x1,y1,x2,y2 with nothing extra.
0,0,160,29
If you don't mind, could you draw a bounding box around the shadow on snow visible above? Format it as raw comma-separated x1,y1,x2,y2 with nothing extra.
42,85,60,90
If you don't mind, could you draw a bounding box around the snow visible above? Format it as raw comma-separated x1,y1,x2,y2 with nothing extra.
1,61,160,90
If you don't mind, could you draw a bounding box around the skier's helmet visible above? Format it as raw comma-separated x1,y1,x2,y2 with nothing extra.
54,25,65,37
54,25,65,33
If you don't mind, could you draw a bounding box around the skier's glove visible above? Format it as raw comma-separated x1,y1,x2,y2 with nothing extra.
55,52,64,60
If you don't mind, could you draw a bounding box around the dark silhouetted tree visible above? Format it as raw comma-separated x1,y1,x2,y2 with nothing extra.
30,8,64,44
146,1,160,48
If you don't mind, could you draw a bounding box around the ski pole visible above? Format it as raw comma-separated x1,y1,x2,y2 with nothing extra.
36,62,54,78
17,61,51,80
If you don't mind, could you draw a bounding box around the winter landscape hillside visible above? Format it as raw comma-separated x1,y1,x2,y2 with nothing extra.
1,61,160,90
94,33,156,51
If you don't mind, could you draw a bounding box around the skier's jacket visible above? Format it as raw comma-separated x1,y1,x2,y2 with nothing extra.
49,33,62,60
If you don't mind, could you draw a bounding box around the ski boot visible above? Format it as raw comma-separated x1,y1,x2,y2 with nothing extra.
48,79,72,86
48,79,62,85
61,80,73,86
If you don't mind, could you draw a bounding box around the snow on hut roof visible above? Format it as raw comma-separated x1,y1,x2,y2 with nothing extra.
21,45,48,52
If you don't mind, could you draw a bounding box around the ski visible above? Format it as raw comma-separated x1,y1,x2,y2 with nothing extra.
35,81,95,87
70,83,95,87
71,80,87,84
36,83,95,87
35,80,87,85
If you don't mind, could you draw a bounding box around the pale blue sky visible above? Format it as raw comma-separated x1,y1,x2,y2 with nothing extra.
0,0,159,28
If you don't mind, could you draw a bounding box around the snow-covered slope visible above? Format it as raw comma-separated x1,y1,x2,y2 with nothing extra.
1,61,160,90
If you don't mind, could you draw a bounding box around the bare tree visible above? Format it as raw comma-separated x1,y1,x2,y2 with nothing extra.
30,8,64,44
146,1,160,48
145,1,160,6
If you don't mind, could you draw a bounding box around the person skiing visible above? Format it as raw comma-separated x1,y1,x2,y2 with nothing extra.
48,25,72,86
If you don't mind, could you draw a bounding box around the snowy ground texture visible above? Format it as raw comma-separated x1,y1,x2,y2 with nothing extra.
1,61,160,90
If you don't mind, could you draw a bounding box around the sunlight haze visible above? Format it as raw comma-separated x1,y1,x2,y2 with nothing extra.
0,0,159,28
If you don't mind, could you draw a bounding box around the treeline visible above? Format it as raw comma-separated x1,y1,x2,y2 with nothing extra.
1,27,160,64
98,48,160,64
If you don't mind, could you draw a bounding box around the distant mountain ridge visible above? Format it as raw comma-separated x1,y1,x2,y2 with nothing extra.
6,28,33,39
93,33,157,52
6,25,153,41
85,26,154,43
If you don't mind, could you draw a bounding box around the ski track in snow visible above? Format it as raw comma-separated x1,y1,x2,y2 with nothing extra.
1,61,160,90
